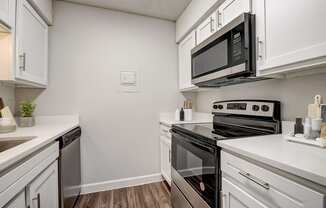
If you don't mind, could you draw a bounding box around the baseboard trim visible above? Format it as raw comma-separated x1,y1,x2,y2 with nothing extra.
81,173,163,194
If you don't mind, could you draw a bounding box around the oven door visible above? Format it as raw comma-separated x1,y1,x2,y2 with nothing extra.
171,130,218,208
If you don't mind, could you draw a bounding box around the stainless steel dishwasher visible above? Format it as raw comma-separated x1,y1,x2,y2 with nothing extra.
58,127,82,208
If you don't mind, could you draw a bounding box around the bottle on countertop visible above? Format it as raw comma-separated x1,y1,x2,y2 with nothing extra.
311,118,322,139
184,100,193,121
321,104,326,122
175,108,180,121
308,95,322,119
294,118,304,135
180,108,185,121
304,118,312,139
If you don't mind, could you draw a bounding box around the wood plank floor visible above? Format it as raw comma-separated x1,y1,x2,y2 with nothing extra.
76,182,171,208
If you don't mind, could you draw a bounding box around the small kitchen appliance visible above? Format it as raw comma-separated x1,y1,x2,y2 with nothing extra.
191,13,264,87
171,100,281,208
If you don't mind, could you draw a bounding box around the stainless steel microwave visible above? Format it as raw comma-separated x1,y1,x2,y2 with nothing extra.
191,13,259,87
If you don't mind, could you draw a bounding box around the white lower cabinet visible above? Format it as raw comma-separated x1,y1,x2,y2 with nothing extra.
27,161,59,208
0,143,59,208
221,151,326,208
160,125,172,185
4,191,26,208
160,136,171,185
221,178,267,208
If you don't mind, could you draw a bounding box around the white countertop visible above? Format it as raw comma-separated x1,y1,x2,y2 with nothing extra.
159,112,212,126
0,115,79,172
218,134,326,187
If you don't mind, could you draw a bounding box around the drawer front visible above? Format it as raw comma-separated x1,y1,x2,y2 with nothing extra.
160,125,171,138
221,151,325,208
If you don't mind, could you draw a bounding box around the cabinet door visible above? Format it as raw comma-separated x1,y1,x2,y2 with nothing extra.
160,136,171,185
178,30,197,91
29,0,53,24
0,0,14,29
218,0,252,27
16,0,48,86
255,0,326,75
4,191,26,208
196,13,217,45
28,161,59,208
222,178,268,208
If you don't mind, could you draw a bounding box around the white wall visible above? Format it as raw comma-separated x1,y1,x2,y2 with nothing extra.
16,1,186,191
196,73,326,121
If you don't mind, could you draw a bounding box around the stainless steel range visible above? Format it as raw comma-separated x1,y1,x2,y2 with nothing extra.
171,100,281,208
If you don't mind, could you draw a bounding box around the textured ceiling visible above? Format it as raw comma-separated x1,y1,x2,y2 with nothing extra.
63,0,192,21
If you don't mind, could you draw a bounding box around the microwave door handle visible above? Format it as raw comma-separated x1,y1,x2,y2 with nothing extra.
244,15,250,49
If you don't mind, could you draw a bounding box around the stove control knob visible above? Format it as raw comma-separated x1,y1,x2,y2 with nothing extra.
262,105,270,112
252,105,260,111
213,105,223,110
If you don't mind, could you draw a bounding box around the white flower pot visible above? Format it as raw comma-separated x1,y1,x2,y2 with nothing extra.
19,117,35,127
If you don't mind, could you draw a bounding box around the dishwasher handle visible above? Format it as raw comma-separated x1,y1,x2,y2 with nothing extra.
58,127,81,148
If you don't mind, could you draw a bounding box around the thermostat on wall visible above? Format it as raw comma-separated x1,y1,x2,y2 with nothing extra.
119,70,140,93
120,71,137,85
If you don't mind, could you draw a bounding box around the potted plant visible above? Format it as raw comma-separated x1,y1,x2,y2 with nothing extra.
19,101,36,127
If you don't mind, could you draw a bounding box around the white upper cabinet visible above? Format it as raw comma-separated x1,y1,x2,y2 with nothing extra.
16,0,48,86
218,0,252,27
28,0,53,25
255,0,326,76
178,30,198,91
0,0,15,29
196,12,217,45
176,0,220,43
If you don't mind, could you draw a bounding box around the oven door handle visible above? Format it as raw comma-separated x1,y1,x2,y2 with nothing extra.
171,130,216,153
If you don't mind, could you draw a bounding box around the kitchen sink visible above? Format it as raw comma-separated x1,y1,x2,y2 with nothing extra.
0,137,36,153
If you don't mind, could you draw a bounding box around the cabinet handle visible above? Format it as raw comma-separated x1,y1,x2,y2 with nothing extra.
217,11,222,27
19,53,26,71
257,37,263,60
169,149,171,163
220,191,226,208
210,16,215,33
239,171,270,190
32,193,41,208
